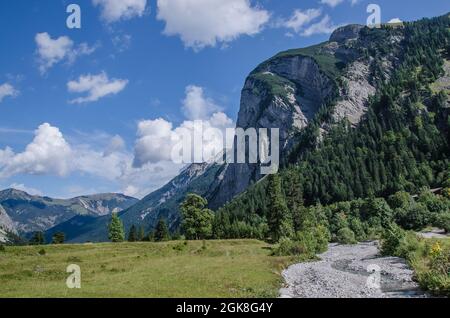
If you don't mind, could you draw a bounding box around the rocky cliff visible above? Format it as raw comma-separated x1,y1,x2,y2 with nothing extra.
66,23,407,242
209,24,402,207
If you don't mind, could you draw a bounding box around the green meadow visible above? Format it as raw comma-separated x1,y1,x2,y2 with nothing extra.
0,240,290,298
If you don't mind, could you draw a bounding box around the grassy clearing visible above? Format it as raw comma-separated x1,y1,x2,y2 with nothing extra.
0,240,290,298
409,238,450,296
382,227,450,296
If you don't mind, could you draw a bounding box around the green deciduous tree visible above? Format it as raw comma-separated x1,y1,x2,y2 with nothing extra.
180,194,214,240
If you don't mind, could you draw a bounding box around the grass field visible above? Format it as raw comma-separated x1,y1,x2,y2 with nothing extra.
0,240,290,298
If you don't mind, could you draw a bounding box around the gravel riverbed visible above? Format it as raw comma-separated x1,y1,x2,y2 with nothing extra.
280,241,428,298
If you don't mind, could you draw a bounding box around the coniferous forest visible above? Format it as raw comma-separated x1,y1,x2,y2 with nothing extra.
213,15,450,243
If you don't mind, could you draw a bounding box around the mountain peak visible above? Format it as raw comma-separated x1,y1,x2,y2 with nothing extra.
330,24,364,43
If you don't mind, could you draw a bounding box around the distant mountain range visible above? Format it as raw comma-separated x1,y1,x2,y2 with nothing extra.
0,189,138,240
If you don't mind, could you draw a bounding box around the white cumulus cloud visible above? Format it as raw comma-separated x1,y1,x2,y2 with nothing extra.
35,32,96,74
183,85,221,120
92,0,147,23
282,9,322,33
0,123,73,178
133,85,234,167
0,83,19,103
279,7,340,37
67,72,128,104
156,0,270,50
301,15,339,37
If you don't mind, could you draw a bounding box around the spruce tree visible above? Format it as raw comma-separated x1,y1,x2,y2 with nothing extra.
154,219,170,242
108,213,125,243
128,225,137,242
266,174,293,242
30,231,45,245
52,232,65,244
137,226,145,242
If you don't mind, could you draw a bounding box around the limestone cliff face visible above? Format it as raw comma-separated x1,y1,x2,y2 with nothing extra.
209,24,399,208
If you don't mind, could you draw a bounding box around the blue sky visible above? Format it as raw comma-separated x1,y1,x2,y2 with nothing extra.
0,0,448,199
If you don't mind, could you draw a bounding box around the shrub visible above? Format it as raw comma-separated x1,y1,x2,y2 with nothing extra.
434,213,450,233
272,237,306,256
380,224,406,256
38,248,46,256
0,244,5,252
417,271,450,297
272,225,331,257
396,202,430,231
395,232,421,260
336,227,357,244
349,218,367,241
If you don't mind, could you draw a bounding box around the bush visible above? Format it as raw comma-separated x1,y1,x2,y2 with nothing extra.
380,224,406,256
396,203,430,231
0,244,5,252
417,271,450,297
38,248,46,256
349,218,367,241
272,225,331,257
336,227,357,244
434,213,450,233
272,237,307,256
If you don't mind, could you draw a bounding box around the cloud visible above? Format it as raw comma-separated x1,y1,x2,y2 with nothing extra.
0,85,234,199
387,18,403,24
183,85,221,120
0,83,19,103
104,135,126,156
67,72,128,104
301,15,339,36
0,123,73,178
279,9,339,37
9,183,43,196
156,0,270,50
92,0,147,23
0,123,180,199
320,0,345,7
281,9,322,33
35,33,96,74
133,85,234,167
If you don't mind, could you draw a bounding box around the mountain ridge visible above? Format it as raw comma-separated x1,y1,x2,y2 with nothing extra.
0,188,138,235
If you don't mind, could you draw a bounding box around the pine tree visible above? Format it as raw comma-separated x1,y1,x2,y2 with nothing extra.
108,213,125,243
266,174,293,242
52,232,65,244
154,219,170,242
137,226,145,242
128,225,137,242
30,231,45,245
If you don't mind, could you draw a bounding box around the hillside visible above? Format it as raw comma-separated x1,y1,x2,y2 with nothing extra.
215,14,450,236
0,189,138,235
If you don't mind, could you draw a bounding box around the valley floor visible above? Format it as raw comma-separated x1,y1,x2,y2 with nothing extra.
0,240,289,298
280,241,427,298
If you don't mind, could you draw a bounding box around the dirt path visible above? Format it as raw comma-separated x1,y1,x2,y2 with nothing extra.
279,241,428,298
